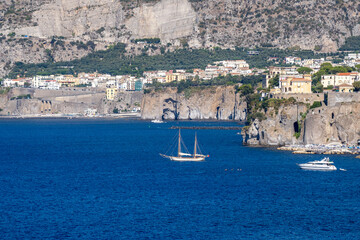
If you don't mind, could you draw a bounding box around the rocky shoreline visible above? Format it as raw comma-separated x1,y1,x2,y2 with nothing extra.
277,144,360,155
0,113,141,119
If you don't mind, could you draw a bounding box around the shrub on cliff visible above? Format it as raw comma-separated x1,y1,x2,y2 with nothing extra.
247,112,266,124
237,84,254,96
310,101,322,109
143,89,152,94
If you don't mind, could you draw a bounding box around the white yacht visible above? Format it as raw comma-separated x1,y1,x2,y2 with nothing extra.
297,157,337,171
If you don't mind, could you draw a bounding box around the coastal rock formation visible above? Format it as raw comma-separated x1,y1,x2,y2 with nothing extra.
141,86,247,120
242,101,360,146
242,104,308,146
304,103,360,145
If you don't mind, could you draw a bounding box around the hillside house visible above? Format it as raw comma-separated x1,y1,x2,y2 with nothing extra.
321,72,359,88
280,75,312,94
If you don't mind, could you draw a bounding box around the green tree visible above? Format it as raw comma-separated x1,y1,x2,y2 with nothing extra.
312,82,323,93
238,84,254,96
329,66,353,74
268,74,279,88
353,81,360,92
355,64,360,72
297,67,313,74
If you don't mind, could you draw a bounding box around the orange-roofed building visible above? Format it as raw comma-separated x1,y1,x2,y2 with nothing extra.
280,74,312,94
321,72,359,88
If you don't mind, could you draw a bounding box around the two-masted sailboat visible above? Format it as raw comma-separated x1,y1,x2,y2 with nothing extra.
160,129,208,161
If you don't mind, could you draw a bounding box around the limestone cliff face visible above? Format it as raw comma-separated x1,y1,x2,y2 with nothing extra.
141,86,247,120
304,103,360,145
242,104,308,146
242,102,360,146
125,0,196,42
3,0,360,51
2,0,360,76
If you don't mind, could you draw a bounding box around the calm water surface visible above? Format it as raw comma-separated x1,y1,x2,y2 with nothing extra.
0,119,359,239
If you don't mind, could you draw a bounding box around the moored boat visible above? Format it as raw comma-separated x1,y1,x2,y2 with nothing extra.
297,157,337,171
151,119,164,123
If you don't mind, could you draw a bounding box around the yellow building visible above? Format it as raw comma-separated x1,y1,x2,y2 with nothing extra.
165,71,187,83
270,87,281,94
56,75,80,87
280,74,312,94
106,88,118,100
337,83,354,93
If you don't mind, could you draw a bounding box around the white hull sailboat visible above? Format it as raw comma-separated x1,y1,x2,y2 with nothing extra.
160,129,208,162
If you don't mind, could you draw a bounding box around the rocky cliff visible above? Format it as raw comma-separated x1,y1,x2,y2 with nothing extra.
141,86,247,120
242,102,360,146
304,103,360,145
1,0,360,76
242,104,308,146
0,88,142,116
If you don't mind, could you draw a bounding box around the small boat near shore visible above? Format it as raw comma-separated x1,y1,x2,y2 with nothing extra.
160,129,208,162
151,119,164,123
297,157,337,171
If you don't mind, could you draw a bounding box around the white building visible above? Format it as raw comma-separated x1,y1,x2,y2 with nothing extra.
321,72,360,88
285,56,302,65
347,53,360,60
3,78,31,87
32,75,60,90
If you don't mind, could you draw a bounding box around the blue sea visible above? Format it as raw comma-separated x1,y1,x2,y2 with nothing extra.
0,119,359,239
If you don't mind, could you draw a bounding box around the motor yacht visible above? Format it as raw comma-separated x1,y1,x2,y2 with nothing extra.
297,157,337,171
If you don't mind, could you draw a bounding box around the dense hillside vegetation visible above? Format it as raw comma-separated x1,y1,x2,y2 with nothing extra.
8,44,324,78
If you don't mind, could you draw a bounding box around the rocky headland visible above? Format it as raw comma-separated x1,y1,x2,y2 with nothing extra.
242,93,360,148
141,85,247,121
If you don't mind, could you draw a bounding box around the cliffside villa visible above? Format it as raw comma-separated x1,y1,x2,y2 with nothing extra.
280,74,312,94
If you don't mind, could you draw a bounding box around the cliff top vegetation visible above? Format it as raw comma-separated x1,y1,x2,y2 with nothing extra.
8,43,323,78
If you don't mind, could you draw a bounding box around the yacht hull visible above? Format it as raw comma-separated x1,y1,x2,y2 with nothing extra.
298,164,337,171
160,154,205,161
169,156,205,162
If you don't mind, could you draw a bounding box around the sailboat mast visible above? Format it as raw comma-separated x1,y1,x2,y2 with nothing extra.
178,129,181,157
193,132,197,158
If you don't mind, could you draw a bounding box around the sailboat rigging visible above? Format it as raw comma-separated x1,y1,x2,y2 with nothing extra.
160,129,208,161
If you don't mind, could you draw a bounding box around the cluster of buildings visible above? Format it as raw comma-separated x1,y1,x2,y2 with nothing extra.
265,67,360,94
321,72,359,92
343,53,360,68
265,66,313,94
4,55,360,100
141,60,253,83
265,53,360,94
3,73,144,91
201,60,252,80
